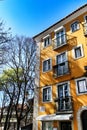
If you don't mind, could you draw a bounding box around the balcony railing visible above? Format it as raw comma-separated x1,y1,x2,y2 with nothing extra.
55,96,73,113
83,23,87,36
52,34,77,50
53,61,69,78
52,34,67,49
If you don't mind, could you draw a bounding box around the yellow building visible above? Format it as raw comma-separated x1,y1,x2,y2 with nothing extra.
33,4,87,130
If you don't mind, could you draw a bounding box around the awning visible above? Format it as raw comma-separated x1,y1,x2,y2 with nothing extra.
36,114,73,121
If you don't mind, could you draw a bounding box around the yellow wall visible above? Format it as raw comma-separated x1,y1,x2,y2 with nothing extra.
38,12,87,130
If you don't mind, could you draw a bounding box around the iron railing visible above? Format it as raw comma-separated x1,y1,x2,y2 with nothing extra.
53,61,69,77
55,96,73,112
52,34,77,49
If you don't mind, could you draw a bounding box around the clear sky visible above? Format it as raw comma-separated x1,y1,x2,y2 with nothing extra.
0,0,87,37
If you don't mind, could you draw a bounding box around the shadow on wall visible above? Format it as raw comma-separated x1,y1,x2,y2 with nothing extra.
34,31,87,128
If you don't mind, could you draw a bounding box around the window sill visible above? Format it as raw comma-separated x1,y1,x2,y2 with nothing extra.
42,69,52,73
43,43,52,49
73,55,84,60
53,72,70,78
77,92,87,96
42,100,53,103
71,28,80,33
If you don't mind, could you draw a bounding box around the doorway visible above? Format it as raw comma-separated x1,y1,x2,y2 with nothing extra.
60,122,72,130
42,121,53,130
81,110,87,130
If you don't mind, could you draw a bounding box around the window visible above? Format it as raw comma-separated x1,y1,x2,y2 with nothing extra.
57,82,72,111
56,52,69,76
84,15,87,23
42,122,53,130
42,59,52,72
55,29,66,48
76,78,87,94
58,83,69,98
84,15,87,35
43,36,51,47
73,45,84,59
43,87,52,102
71,21,79,32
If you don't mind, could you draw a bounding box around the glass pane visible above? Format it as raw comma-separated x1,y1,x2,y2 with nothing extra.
44,38,50,47
62,52,67,62
43,60,51,71
63,62,68,74
58,86,63,97
57,54,65,64
85,16,87,22
78,79,87,93
61,33,66,44
58,62,68,76
75,22,77,30
71,24,74,32
59,100,64,110
47,88,51,100
43,89,47,101
43,61,47,71
58,65,63,75
75,47,81,58
56,30,65,46
57,55,61,63
48,60,51,70
64,83,69,97
43,87,51,101
56,38,61,46
71,21,79,32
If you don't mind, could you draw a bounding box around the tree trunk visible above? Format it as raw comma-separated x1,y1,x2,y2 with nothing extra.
17,119,20,130
4,108,10,130
4,99,13,130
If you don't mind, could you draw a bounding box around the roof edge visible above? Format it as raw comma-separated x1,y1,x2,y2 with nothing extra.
33,4,87,39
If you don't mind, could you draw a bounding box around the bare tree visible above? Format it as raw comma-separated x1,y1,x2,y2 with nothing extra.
0,92,8,125
0,20,11,72
0,36,36,130
0,20,12,129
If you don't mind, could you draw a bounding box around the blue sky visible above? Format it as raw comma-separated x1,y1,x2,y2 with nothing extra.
0,0,87,37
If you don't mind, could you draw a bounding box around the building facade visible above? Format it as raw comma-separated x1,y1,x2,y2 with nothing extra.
33,4,87,130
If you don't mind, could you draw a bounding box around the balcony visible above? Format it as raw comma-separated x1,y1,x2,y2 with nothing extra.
83,23,87,36
53,61,70,78
55,96,73,114
52,34,77,50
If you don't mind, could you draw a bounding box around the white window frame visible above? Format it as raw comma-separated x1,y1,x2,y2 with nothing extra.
72,44,84,59
75,77,87,95
54,26,64,33
57,81,71,98
71,21,80,33
43,34,51,48
42,58,52,72
56,51,68,64
57,81,71,111
42,86,52,102
55,51,69,76
54,27,66,48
